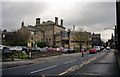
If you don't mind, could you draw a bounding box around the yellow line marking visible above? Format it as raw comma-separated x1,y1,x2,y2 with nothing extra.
42,74,60,76
58,71,69,75
41,74,46,77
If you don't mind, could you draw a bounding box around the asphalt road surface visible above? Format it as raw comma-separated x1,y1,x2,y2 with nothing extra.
1,49,119,77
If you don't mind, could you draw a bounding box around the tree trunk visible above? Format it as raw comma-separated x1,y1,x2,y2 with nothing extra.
80,45,82,52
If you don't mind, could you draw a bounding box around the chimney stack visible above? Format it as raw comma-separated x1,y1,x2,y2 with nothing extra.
61,19,63,26
36,18,40,26
55,17,58,25
21,21,24,27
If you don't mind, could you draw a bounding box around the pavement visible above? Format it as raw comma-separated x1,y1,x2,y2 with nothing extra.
73,51,120,77
1,52,84,69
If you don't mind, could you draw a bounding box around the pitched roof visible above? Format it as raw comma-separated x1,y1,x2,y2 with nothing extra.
25,26,44,32
40,20,66,29
40,21,55,25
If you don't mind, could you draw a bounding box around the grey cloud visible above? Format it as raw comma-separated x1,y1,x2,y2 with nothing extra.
64,2,115,31
2,2,115,33
2,2,50,31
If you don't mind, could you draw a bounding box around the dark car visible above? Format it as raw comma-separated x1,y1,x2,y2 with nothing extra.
2,49,14,62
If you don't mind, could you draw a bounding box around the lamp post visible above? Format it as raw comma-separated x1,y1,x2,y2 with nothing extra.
73,25,75,51
68,29,71,49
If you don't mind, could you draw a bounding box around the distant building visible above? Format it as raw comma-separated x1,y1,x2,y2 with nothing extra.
92,33,101,47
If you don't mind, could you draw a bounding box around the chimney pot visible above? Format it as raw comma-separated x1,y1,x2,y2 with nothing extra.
21,21,24,27
36,18,40,26
55,17,58,25
61,19,63,26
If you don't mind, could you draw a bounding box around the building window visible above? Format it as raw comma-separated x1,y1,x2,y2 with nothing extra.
49,38,51,43
46,39,48,42
31,37,33,40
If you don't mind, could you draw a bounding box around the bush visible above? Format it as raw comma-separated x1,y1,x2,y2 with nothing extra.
14,52,28,59
37,42,50,48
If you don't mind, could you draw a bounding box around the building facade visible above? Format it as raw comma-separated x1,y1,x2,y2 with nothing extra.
55,31,92,49
19,17,65,47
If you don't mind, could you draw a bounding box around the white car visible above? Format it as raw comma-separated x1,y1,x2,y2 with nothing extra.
94,46,100,52
106,47,110,50
14,46,22,51
9,47,16,51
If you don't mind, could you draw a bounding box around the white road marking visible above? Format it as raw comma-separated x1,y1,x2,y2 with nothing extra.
31,65,58,74
82,73,101,75
64,60,76,64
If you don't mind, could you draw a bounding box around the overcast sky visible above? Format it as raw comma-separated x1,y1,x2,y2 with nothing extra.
2,0,116,42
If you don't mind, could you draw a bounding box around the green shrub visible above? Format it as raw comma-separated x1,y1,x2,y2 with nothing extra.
37,41,50,48
14,52,28,59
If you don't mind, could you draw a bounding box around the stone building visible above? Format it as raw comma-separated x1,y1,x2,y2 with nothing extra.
19,17,65,47
55,31,92,49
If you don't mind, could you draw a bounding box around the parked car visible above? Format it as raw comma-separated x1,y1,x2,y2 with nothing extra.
2,49,14,62
0,45,3,50
89,48,97,54
14,46,22,51
9,47,16,51
62,48,69,53
42,48,48,52
100,46,104,51
46,48,56,51
94,46,100,52
56,47,64,52
21,46,27,51
106,46,110,50
62,48,74,53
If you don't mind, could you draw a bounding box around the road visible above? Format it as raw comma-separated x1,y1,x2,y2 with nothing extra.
1,49,119,77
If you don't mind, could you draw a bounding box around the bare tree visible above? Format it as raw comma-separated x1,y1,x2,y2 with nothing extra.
75,27,89,52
